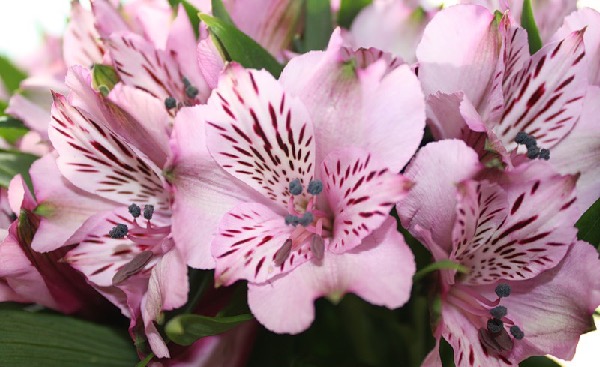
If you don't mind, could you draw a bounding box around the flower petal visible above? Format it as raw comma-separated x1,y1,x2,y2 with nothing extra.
212,203,310,286
205,64,316,209
495,29,588,152
398,140,482,255
321,148,412,253
247,218,414,333
49,92,169,211
169,105,267,269
281,31,425,172
63,1,104,67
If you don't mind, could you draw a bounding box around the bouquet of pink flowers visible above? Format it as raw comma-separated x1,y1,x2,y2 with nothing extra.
0,0,598,366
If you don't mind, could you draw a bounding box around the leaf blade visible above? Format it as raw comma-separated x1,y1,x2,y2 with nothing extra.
521,0,542,54
165,313,253,346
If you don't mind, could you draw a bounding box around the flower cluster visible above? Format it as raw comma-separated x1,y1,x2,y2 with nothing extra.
0,0,599,366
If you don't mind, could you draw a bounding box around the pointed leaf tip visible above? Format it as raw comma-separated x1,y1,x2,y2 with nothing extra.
165,313,253,346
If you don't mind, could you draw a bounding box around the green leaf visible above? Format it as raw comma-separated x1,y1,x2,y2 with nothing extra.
521,0,542,54
0,308,138,367
166,313,253,346
337,0,372,29
0,149,38,188
576,198,600,248
91,65,120,96
302,0,333,52
169,0,201,38
413,259,469,282
211,0,234,24
0,55,27,94
0,116,28,145
199,14,284,77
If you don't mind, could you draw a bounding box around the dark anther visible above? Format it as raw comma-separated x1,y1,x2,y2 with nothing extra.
109,224,128,239
526,145,540,159
112,250,154,285
185,85,199,98
490,305,508,319
487,318,504,334
495,283,511,298
8,212,17,222
274,239,293,266
182,76,191,87
514,131,529,144
128,203,141,218
509,325,524,340
285,214,299,226
310,234,325,260
299,212,314,227
307,180,323,195
538,148,550,160
143,205,154,220
289,179,303,196
165,97,177,110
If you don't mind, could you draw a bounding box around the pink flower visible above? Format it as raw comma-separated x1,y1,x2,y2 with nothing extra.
196,30,424,333
47,66,188,358
398,140,599,366
417,5,588,178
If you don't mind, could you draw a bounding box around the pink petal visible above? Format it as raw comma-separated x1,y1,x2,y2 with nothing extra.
321,148,412,253
553,8,600,85
416,5,500,111
169,105,267,269
550,86,600,213
197,38,224,90
124,0,172,49
29,154,117,253
212,203,309,286
281,30,425,172
398,140,482,255
63,1,104,67
205,64,316,209
49,92,169,211
6,94,52,136
495,29,588,153
247,218,414,333
91,0,129,39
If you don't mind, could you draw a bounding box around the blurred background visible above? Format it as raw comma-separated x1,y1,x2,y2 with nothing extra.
0,0,598,366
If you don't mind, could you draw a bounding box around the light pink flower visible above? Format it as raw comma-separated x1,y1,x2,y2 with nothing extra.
197,30,424,333
398,140,598,366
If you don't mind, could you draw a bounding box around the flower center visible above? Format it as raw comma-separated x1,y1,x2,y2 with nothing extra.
514,131,550,160
108,203,171,284
447,283,525,355
164,76,200,113
273,179,331,265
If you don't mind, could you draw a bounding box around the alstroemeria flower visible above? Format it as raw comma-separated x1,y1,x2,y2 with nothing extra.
417,5,588,169
199,30,424,333
398,140,599,366
47,66,187,358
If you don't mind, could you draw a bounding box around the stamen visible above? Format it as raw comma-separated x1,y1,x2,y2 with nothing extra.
310,234,325,260
285,214,299,226
128,203,141,218
490,305,507,319
274,239,293,266
538,148,550,160
185,85,199,98
143,205,154,220
514,132,529,145
108,224,128,239
307,180,323,195
112,250,154,285
289,179,303,196
515,131,550,160
495,283,511,298
509,325,524,340
299,212,314,227
165,97,177,110
526,145,540,159
182,76,191,87
487,318,504,333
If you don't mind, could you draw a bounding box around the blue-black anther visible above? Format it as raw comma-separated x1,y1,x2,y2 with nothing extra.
495,283,511,298
285,214,299,226
299,212,314,227
143,205,154,220
182,76,191,87
526,145,540,159
109,224,128,239
515,132,529,144
128,203,141,218
538,148,550,160
510,325,524,340
490,305,508,319
185,85,199,98
165,97,177,110
487,318,504,334
307,180,323,195
289,179,303,196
